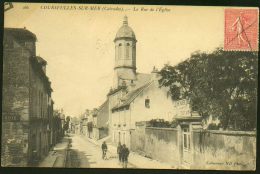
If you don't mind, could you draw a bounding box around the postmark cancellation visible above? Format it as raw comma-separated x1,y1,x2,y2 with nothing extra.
224,8,259,51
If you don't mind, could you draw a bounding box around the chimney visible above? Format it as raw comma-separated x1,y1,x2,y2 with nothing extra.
36,56,47,74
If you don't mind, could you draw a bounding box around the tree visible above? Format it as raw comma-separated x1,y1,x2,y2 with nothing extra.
64,116,71,133
149,119,171,128
53,109,63,140
159,48,257,130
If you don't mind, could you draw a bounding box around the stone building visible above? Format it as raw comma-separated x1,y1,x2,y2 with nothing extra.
92,100,109,140
86,109,96,138
81,115,88,136
107,17,201,148
80,109,93,137
69,116,78,134
48,99,54,147
106,17,172,147
2,28,54,166
109,72,175,147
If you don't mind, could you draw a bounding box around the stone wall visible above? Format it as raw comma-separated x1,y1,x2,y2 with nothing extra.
96,100,109,128
2,29,52,167
130,126,256,170
192,130,256,170
2,48,30,122
144,127,180,166
2,47,31,166
1,122,29,166
130,124,146,153
130,126,180,166
99,128,109,140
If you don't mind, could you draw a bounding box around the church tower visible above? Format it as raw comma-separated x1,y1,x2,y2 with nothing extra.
113,16,137,88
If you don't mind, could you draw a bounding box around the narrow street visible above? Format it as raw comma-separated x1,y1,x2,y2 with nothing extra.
65,134,135,168
39,134,172,168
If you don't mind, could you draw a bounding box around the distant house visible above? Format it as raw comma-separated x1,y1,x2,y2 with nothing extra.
81,115,88,136
93,100,109,140
70,116,79,134
75,121,81,135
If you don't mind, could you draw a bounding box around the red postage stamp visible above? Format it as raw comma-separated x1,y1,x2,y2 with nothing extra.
224,9,259,51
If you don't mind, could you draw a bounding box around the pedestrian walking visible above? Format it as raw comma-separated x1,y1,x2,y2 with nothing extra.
121,144,130,168
101,141,108,160
117,142,123,164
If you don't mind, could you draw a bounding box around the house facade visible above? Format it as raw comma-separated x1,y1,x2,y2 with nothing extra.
93,100,109,140
109,78,176,147
2,28,54,166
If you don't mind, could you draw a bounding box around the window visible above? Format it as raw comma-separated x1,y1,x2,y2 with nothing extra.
25,41,34,50
41,92,44,117
184,134,187,148
39,92,43,118
183,128,189,132
183,128,191,150
126,43,130,59
38,91,41,117
123,110,126,125
4,39,13,48
145,98,150,108
118,43,122,59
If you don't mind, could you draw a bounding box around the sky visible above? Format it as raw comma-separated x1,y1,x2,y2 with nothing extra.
4,3,226,117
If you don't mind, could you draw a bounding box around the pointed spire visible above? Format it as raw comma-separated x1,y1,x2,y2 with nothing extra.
123,15,128,26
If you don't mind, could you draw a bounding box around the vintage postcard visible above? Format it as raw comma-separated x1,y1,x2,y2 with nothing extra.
2,2,258,170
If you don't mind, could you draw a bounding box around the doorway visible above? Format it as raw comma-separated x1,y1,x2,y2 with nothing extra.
182,125,192,166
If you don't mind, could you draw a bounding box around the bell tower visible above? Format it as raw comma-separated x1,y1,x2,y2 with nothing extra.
113,16,137,88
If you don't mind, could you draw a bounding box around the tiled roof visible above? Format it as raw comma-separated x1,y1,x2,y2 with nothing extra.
112,81,153,110
36,56,47,65
30,56,53,93
117,69,136,80
4,28,37,41
135,73,152,88
107,85,126,96
107,73,151,96
98,100,108,111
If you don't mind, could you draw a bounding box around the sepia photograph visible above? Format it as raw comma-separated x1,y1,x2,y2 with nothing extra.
1,2,258,170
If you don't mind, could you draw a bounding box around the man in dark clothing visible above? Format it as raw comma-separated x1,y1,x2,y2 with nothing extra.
121,144,130,168
117,142,123,164
101,141,108,160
